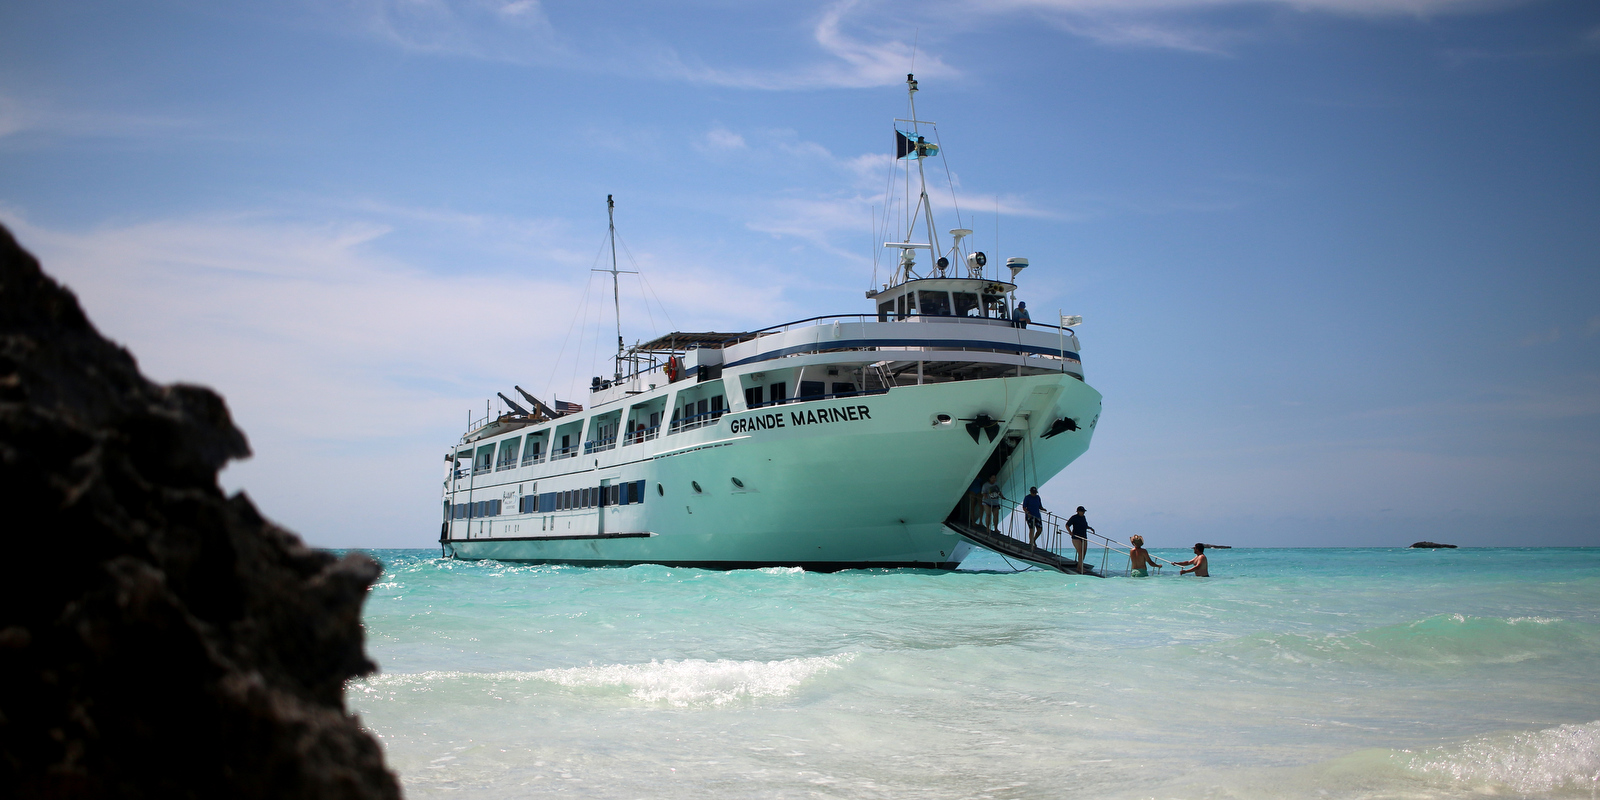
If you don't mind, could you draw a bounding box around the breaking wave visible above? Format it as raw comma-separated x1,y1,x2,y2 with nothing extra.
1403,719,1600,796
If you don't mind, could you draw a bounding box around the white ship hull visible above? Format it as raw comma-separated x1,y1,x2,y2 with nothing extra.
444,372,1100,569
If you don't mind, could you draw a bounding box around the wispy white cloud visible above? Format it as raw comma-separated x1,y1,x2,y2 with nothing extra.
0,94,198,143
340,0,559,62
698,127,748,153
644,1,958,89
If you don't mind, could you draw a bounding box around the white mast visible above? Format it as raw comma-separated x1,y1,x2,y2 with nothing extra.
906,74,941,268
596,195,636,382
886,74,944,285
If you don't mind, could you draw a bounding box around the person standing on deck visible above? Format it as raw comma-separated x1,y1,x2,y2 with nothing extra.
1170,543,1209,577
1022,487,1046,547
1065,506,1093,573
1011,301,1031,329
981,475,1004,532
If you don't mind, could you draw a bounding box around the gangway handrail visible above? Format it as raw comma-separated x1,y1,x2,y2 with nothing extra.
979,496,1148,577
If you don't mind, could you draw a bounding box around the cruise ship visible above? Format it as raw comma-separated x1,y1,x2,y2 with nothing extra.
439,75,1102,570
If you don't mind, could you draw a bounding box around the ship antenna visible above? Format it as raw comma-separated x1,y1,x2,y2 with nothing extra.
604,195,627,381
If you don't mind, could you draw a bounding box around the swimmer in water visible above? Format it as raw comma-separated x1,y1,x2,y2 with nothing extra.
1170,543,1209,577
1128,535,1163,577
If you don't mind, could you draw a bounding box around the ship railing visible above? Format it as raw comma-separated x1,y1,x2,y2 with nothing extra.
550,446,579,461
472,465,492,476
730,313,1084,345
623,425,661,446
521,452,545,467
584,436,618,454
959,494,1138,576
668,409,726,435
494,459,517,472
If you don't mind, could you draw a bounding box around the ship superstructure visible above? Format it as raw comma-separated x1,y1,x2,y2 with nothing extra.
439,75,1102,570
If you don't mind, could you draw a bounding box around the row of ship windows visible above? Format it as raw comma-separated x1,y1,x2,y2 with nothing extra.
447,480,649,520
461,378,870,478
463,395,731,475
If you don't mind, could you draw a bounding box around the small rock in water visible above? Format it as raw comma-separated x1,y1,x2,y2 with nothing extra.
0,225,399,799
1409,541,1459,549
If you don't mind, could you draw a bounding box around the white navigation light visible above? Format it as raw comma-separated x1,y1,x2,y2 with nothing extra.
1007,256,1029,280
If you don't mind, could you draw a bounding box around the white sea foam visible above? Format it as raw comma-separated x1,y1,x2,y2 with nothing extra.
533,653,853,706
1404,720,1600,795
361,653,854,707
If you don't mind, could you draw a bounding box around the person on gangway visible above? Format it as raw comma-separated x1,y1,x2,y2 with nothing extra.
1065,506,1093,573
1022,487,1047,547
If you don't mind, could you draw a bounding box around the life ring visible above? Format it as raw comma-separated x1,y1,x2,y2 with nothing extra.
664,356,682,382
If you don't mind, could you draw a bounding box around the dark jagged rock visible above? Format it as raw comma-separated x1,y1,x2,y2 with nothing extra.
1410,541,1458,549
0,224,400,799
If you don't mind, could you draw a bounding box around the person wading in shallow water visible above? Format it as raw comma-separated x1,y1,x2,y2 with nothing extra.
1128,535,1163,577
1065,506,1093,573
1170,543,1210,577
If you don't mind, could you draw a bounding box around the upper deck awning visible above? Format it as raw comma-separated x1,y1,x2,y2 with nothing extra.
634,331,750,352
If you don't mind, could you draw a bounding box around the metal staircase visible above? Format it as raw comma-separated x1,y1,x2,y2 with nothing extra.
944,519,1100,576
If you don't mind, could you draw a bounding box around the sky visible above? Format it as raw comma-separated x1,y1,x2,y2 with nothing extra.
2,0,1596,549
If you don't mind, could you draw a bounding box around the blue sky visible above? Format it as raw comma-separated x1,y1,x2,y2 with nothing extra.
3,0,1596,549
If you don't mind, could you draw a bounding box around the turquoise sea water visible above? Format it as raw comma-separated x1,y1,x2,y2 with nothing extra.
349,547,1600,798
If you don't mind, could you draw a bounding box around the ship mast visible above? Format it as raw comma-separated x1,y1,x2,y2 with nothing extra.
888,74,944,285
905,74,940,270
598,195,635,382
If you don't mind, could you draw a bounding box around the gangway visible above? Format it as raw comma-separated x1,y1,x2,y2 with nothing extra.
945,493,1145,576
944,518,1099,575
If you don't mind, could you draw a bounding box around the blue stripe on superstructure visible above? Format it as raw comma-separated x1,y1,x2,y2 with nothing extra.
723,339,1081,369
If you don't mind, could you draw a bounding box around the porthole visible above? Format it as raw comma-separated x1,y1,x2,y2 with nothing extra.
692,481,703,494
731,477,745,488
657,484,664,496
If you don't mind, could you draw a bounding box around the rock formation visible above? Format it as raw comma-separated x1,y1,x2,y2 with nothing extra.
0,224,400,799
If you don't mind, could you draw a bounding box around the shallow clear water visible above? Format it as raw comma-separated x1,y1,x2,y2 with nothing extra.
349,547,1600,798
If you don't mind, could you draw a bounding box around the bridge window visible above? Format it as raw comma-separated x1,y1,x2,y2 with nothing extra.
769,382,787,404
918,291,952,316
745,385,764,408
831,382,856,396
878,300,895,321
954,292,980,317
799,381,824,399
